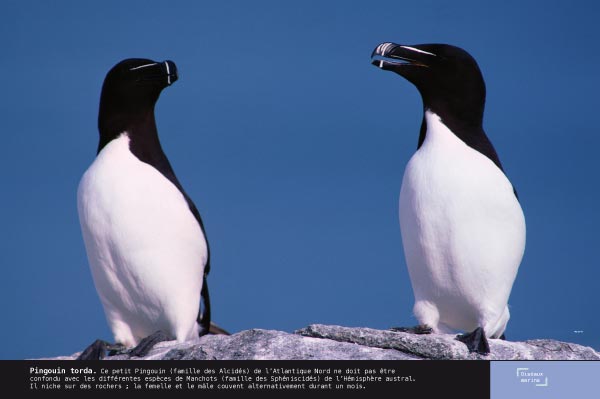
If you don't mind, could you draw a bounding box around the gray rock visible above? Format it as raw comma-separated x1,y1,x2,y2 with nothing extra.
55,325,599,360
84,329,417,361
296,324,600,360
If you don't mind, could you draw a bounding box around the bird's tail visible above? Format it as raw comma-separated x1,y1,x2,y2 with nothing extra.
208,322,230,335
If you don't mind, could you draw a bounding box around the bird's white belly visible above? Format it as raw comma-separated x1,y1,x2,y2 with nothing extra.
77,134,207,347
399,111,525,334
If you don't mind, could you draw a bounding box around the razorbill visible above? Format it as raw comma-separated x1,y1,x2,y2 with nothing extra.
371,43,526,354
76,58,215,359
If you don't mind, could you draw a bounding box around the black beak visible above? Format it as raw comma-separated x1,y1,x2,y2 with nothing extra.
134,60,178,86
371,42,435,70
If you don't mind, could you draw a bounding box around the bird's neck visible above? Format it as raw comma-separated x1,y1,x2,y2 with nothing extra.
418,109,505,173
417,103,484,149
98,108,161,154
125,111,165,161
97,106,185,206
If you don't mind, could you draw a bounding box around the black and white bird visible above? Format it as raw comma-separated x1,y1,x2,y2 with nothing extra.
371,43,526,354
77,59,220,360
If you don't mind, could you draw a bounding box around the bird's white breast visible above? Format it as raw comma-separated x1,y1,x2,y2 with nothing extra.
77,133,207,346
399,111,525,334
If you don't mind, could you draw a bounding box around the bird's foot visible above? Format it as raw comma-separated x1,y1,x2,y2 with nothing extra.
128,330,172,358
107,343,127,356
389,324,433,334
76,339,128,360
456,327,490,355
76,339,109,360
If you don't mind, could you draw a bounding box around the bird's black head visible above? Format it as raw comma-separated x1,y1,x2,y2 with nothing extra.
98,58,178,149
371,43,486,126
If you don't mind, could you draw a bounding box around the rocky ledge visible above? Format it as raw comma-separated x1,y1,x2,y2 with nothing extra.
53,325,599,361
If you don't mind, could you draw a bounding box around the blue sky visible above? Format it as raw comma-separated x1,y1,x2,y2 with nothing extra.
1,1,599,359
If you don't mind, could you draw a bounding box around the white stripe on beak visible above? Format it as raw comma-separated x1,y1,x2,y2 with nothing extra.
165,62,171,85
400,46,436,56
129,63,158,71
